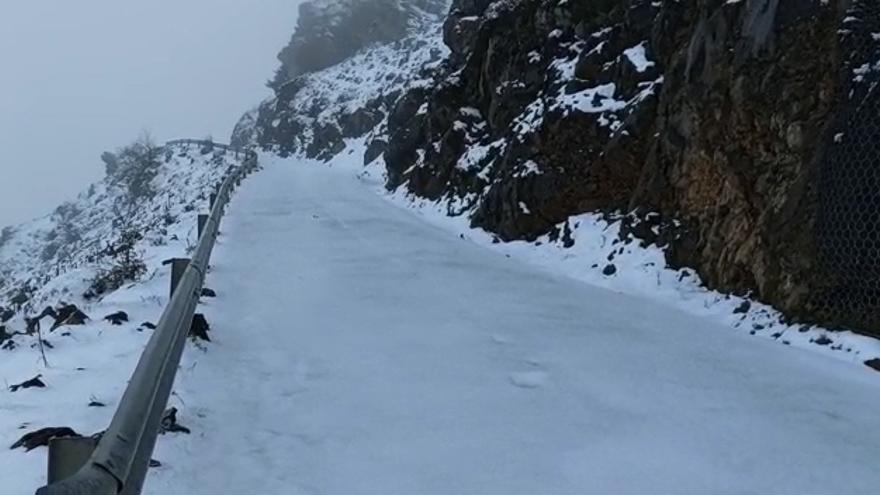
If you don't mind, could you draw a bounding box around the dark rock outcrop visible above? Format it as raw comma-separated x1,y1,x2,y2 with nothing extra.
247,0,880,336
190,313,210,342
9,375,46,392
10,427,79,451
51,304,89,331
160,407,191,435
378,0,880,336
104,311,129,326
269,0,447,90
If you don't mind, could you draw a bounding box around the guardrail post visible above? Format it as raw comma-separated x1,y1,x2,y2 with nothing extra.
169,258,190,298
47,437,98,484
197,214,209,239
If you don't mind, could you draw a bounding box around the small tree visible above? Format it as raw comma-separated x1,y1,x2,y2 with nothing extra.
106,132,163,201
84,228,147,300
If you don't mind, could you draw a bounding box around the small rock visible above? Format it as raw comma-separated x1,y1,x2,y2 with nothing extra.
813,334,833,346
10,375,46,392
602,264,617,276
104,311,129,326
149,459,162,468
733,300,751,314
88,401,106,408
140,322,157,331
51,304,89,331
190,314,211,342
864,359,880,373
200,288,217,298
10,427,79,451
160,408,191,434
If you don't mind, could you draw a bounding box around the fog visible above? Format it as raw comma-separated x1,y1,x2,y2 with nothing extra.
0,1,301,228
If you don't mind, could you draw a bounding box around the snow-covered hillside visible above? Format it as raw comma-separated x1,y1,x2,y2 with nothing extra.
0,141,254,493
0,142,245,314
235,14,448,159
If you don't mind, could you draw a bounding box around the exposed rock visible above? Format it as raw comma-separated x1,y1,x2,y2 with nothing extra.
865,359,880,373
104,311,129,326
9,375,46,392
88,400,106,408
246,0,880,336
602,264,617,277
364,139,387,165
160,408,191,435
190,313,211,342
200,288,217,298
140,321,157,331
10,427,80,451
270,0,446,89
733,301,752,315
10,292,29,310
51,304,89,331
0,325,20,347
376,0,880,336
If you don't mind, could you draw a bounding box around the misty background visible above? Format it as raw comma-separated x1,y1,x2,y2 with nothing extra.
0,1,301,228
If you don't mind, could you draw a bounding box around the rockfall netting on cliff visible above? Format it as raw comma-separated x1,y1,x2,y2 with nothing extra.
815,1,880,335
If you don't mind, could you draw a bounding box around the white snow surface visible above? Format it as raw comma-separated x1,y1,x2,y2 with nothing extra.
152,151,879,493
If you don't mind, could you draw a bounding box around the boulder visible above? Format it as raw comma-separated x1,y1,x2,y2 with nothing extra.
10,427,79,451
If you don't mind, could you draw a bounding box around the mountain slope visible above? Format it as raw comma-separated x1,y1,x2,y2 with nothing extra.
0,141,257,493
0,141,246,317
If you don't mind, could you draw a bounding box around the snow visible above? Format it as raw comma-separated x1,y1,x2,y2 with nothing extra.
2,147,880,494
147,152,880,494
0,143,251,494
622,42,655,73
554,83,627,114
2,5,880,493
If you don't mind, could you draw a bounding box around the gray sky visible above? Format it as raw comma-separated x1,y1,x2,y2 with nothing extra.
0,1,300,228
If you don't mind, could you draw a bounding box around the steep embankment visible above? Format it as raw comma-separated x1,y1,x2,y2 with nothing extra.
0,141,255,493
243,0,880,344
0,141,248,343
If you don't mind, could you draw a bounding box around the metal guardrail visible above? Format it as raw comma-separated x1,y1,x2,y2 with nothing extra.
164,139,255,158
35,142,259,495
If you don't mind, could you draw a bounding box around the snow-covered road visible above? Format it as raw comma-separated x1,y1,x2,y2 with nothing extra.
149,157,880,495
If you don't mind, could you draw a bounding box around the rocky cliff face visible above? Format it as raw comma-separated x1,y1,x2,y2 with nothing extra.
379,0,880,337
244,0,880,337
269,0,447,90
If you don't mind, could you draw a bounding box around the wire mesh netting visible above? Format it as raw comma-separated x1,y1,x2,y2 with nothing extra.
815,1,880,335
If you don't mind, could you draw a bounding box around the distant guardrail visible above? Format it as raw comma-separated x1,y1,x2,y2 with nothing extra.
35,141,259,495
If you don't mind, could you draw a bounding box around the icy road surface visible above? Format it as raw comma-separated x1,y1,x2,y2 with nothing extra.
150,157,880,495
